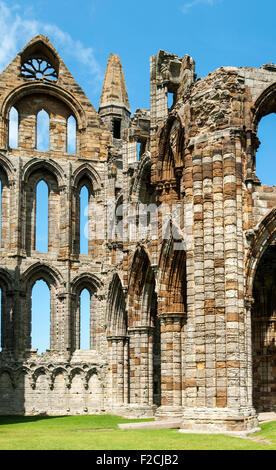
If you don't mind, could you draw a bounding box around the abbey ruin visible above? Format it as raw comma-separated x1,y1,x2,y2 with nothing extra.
0,35,275,434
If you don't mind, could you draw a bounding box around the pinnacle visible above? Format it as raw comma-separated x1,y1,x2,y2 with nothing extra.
99,53,130,111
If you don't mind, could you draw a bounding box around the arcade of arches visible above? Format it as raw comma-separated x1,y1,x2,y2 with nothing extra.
0,36,275,435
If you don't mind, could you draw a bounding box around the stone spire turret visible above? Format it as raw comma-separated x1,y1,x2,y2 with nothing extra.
99,54,130,139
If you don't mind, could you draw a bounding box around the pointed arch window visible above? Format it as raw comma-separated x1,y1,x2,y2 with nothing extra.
115,196,124,240
80,185,89,255
31,280,50,354
67,115,77,154
80,288,91,350
0,168,9,250
73,175,95,257
256,114,276,185
35,180,49,252
37,109,50,151
9,107,18,149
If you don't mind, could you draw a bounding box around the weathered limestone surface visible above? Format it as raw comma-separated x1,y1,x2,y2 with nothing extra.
0,37,275,434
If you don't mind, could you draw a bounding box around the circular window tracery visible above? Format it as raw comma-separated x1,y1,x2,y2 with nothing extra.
21,57,58,82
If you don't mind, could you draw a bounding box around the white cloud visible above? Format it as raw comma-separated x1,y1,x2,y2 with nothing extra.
0,1,102,82
181,0,217,14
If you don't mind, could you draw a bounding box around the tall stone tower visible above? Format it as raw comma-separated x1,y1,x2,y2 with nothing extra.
98,53,131,139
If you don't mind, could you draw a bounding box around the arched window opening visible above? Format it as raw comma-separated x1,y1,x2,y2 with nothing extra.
168,92,174,109
21,55,58,82
37,109,50,151
108,274,127,337
67,115,77,154
138,166,157,238
35,180,49,252
31,280,50,354
252,244,276,412
9,107,18,149
115,196,124,241
113,119,121,139
137,142,141,161
80,185,89,255
256,114,276,185
80,288,90,350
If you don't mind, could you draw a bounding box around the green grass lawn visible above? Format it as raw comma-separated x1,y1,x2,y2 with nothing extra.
0,415,275,450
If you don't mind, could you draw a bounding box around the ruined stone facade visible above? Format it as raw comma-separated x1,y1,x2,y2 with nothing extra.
0,36,275,434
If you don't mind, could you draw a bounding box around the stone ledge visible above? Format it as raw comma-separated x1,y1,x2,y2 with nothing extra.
118,420,181,430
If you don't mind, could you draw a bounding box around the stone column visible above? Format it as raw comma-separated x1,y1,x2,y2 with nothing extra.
245,296,254,410
128,326,156,417
180,135,259,435
156,313,185,419
108,336,129,410
1,290,15,353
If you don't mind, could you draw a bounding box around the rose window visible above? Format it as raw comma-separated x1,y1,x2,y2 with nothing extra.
21,57,58,82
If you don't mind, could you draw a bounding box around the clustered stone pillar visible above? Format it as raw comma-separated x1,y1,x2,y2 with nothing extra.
108,336,129,409
128,326,156,415
180,136,260,434
156,313,185,418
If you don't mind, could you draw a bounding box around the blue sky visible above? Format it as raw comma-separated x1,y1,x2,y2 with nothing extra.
1,0,276,351
1,0,276,111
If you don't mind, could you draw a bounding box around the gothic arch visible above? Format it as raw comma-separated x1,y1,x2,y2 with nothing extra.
2,82,87,132
70,273,102,352
0,268,12,292
32,367,50,389
131,153,152,196
72,163,102,194
0,154,15,183
158,114,185,181
22,263,64,292
0,269,14,352
127,245,160,407
84,367,99,388
22,159,64,254
158,223,187,316
22,158,65,188
246,208,276,297
107,273,127,337
71,164,102,256
71,273,102,296
128,245,156,327
247,208,276,413
252,82,276,132
0,367,14,383
69,367,85,388
0,158,13,250
21,263,64,353
20,36,60,78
